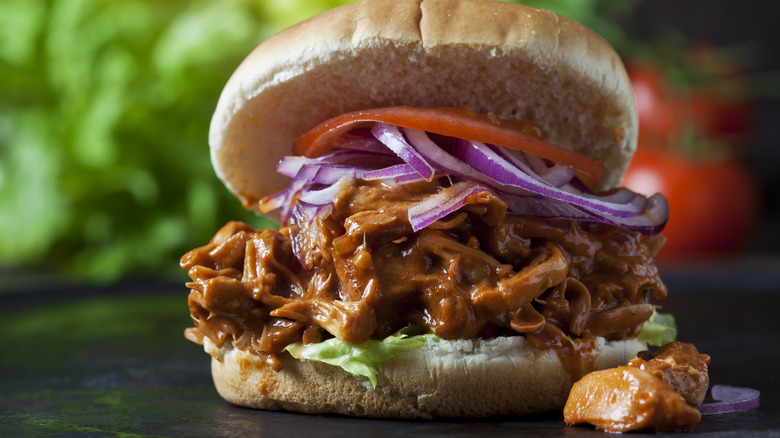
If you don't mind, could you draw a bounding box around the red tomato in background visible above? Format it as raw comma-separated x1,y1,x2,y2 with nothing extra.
625,56,761,259
628,56,756,155
683,91,756,145
627,63,677,140
623,150,761,259
682,44,757,141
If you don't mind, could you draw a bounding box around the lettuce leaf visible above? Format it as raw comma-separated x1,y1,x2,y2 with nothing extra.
284,326,437,388
637,308,677,346
286,308,677,388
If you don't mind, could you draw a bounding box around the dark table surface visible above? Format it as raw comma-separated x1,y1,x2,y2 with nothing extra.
2,260,780,437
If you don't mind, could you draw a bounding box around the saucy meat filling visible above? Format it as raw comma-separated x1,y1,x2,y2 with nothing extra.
564,342,710,432
182,179,667,374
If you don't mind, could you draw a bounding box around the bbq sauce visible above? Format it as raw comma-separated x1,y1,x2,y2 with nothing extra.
183,180,666,381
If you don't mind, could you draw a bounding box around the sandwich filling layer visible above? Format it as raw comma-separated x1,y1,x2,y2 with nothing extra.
182,177,667,381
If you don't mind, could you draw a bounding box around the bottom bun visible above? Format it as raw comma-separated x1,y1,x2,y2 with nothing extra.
206,336,645,419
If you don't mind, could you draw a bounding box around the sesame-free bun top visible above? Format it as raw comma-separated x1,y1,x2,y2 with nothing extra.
209,0,638,210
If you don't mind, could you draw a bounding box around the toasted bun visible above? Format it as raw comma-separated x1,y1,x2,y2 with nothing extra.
206,336,646,419
209,0,638,211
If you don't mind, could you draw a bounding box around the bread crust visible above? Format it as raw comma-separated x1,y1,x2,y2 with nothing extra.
209,0,637,210
206,336,646,419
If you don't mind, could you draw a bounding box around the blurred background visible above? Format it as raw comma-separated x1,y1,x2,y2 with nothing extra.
1,0,779,291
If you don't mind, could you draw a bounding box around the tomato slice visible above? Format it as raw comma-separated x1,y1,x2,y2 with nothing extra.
294,106,605,187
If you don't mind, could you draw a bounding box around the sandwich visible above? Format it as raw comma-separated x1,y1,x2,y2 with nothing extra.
180,0,671,419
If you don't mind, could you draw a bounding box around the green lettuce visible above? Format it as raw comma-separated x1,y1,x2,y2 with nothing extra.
284,326,437,388
637,308,677,346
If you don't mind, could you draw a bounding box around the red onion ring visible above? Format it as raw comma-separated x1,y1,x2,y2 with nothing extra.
699,385,760,415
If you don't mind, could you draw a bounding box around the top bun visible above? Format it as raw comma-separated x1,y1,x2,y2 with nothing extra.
209,0,638,210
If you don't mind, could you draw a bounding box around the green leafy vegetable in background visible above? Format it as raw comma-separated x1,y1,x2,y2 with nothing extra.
284,326,438,388
0,0,356,283
637,308,678,346
0,0,640,284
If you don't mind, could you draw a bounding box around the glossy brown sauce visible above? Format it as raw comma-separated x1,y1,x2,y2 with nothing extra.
629,342,711,406
564,342,710,432
182,179,667,378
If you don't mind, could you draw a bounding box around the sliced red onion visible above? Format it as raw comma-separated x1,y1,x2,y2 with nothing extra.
699,385,760,415
258,185,292,214
477,142,646,210
503,192,668,235
395,171,428,184
262,121,668,235
272,149,401,220
492,146,575,188
325,151,397,168
362,163,419,181
408,182,491,231
403,128,665,233
276,156,320,179
371,124,436,181
260,177,308,222
524,152,576,186
297,173,357,207
311,165,362,185
289,199,332,232
278,150,397,179
452,138,647,218
403,128,499,187
330,131,391,155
